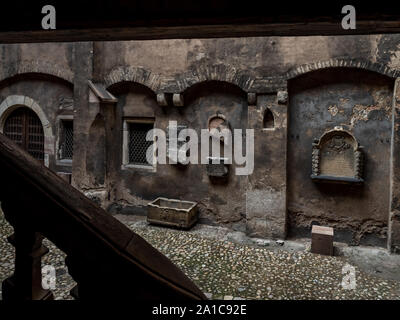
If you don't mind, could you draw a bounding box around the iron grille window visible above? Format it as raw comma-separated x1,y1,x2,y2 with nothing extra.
128,122,154,166
3,107,44,162
60,120,73,160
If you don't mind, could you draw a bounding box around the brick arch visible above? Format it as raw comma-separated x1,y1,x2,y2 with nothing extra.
0,60,74,84
284,58,400,80
177,64,254,92
104,66,162,92
0,95,55,159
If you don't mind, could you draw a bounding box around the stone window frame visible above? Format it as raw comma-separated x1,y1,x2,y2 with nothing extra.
121,118,156,172
0,95,54,167
311,127,364,184
56,114,74,166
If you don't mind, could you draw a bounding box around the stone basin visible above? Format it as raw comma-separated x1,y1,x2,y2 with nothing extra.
147,197,198,229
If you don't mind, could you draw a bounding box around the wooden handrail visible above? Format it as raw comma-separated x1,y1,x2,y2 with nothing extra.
0,132,206,300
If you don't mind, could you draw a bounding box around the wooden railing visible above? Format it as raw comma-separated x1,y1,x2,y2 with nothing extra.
0,132,206,300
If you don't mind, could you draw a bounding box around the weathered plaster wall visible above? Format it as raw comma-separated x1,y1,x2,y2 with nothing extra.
1,34,400,248
287,68,394,246
0,42,74,174
246,93,288,239
0,43,74,83
0,77,74,173
106,81,248,231
389,78,400,253
91,34,400,245
94,34,400,90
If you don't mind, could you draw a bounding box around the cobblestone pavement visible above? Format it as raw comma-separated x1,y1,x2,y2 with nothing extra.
1,211,400,300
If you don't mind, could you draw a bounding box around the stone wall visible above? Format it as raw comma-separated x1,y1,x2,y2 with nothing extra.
287,68,394,247
0,78,73,173
1,35,400,250
105,81,248,232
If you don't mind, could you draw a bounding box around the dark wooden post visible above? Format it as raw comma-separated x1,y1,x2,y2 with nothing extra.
1,204,53,300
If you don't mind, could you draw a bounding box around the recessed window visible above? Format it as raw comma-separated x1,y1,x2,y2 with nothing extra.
59,120,73,160
122,119,155,169
128,122,154,165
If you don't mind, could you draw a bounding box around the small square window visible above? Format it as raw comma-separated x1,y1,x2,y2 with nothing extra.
59,120,73,160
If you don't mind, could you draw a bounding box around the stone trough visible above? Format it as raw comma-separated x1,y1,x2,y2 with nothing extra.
147,197,198,229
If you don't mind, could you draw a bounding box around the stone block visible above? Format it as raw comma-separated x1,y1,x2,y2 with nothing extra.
156,93,168,106
23,96,35,107
7,95,25,107
172,93,184,106
311,225,334,256
277,90,288,104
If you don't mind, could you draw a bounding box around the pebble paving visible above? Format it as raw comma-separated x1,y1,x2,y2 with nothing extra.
1,211,399,300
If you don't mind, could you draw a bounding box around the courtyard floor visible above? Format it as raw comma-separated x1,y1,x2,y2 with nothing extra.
1,211,399,300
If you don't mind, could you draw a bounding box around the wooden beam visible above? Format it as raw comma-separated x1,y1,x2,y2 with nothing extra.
1,20,400,43
0,1,399,43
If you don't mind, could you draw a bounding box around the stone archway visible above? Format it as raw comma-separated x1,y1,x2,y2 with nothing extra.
0,95,54,166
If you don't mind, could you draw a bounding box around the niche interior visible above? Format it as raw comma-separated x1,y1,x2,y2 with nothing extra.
311,127,364,184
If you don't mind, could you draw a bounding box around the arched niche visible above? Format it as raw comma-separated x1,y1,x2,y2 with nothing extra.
311,127,364,184
263,108,274,129
104,66,161,93
206,112,231,180
107,80,157,97
182,80,247,107
107,81,158,117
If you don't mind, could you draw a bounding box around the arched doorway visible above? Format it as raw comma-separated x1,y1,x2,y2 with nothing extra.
3,107,44,161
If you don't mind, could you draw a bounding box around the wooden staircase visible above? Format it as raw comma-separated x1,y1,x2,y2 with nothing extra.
0,132,206,300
